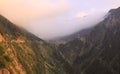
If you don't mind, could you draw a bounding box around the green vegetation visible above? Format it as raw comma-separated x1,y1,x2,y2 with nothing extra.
0,15,67,74
0,7,120,74
0,43,11,70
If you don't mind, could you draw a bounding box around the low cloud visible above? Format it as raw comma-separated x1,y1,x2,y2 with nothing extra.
0,0,71,25
75,12,88,18
0,0,119,40
75,8,97,19
111,0,120,8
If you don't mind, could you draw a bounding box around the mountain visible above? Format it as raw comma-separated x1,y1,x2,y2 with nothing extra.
1,7,120,74
0,15,68,74
49,27,93,44
58,7,120,74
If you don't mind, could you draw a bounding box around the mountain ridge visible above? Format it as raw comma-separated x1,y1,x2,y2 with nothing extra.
58,7,120,74
0,15,68,74
0,7,120,74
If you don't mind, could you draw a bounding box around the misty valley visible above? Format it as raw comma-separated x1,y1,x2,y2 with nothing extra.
0,1,120,74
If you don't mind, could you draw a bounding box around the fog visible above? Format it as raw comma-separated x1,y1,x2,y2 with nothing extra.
0,0,120,40
27,11,106,40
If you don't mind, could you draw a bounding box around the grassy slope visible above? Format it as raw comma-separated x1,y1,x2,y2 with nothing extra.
0,15,66,74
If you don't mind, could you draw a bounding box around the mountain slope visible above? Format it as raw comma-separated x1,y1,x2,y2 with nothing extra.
1,7,120,74
49,27,93,44
58,7,120,74
0,15,66,74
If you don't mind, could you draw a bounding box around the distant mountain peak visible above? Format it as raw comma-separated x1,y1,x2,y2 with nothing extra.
109,7,120,13
58,7,120,74
103,7,120,28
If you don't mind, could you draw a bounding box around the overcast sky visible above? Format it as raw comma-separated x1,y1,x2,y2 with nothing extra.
0,0,120,40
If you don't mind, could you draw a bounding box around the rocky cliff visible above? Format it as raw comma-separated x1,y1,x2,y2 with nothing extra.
58,7,120,74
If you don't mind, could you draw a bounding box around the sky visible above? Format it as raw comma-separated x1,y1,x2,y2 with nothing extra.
0,0,120,40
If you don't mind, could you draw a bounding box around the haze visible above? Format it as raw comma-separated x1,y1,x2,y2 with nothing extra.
0,0,120,40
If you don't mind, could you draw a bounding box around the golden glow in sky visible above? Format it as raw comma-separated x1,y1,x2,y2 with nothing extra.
0,0,120,39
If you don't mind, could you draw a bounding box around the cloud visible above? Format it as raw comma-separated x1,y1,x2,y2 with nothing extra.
75,12,88,18
0,0,73,40
90,8,97,13
75,8,97,19
0,0,71,25
111,0,120,8
0,0,116,40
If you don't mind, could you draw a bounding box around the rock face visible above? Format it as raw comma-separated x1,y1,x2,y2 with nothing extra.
58,7,120,74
